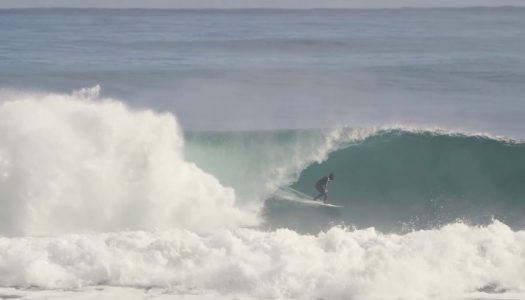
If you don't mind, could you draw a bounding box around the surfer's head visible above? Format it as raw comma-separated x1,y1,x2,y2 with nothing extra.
328,173,334,180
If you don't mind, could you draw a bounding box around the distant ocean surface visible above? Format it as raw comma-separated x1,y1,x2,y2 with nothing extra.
0,8,524,300
2,8,525,134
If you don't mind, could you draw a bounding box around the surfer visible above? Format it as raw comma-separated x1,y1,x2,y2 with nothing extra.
314,173,334,203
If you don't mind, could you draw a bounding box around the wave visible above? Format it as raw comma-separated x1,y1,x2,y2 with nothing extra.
3,87,522,236
185,127,525,232
1,87,524,299
184,128,350,207
279,128,525,232
0,221,523,299
0,87,255,236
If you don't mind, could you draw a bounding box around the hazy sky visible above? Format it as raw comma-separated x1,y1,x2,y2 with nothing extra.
2,0,525,9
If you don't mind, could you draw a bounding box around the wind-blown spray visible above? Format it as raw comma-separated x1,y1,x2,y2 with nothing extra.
0,88,255,236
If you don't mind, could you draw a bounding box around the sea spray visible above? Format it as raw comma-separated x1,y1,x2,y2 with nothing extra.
0,88,256,236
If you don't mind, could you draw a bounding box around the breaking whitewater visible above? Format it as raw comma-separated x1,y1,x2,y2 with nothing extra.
1,89,524,300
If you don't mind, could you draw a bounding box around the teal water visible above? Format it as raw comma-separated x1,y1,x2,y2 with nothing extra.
185,128,525,232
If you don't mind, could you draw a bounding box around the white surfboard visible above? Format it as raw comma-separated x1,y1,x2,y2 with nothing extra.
275,187,343,208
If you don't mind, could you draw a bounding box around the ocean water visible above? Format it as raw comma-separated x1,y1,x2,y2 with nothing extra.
0,8,525,300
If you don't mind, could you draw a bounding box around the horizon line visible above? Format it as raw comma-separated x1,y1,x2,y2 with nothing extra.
1,5,524,10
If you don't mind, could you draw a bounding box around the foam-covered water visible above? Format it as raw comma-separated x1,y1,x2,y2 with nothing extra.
1,221,524,299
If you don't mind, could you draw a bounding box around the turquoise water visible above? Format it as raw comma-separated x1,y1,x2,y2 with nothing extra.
185,128,525,232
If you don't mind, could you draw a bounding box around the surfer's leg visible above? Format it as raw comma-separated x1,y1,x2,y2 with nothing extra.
314,187,324,201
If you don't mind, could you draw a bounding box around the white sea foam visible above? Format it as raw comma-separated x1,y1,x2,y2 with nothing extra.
0,88,256,236
0,221,523,299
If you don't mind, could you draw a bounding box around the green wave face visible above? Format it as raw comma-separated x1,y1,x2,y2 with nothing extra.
186,129,525,233
284,130,525,232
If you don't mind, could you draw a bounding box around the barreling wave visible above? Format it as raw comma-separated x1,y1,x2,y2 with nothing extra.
185,127,525,232
280,128,525,232
3,86,521,236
